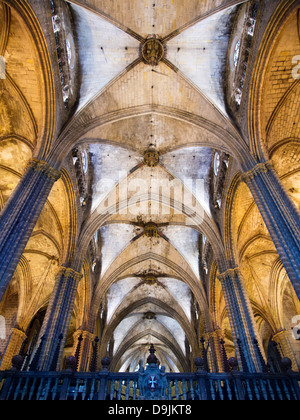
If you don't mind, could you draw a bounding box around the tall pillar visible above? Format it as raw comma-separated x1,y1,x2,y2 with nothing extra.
218,267,266,373
0,328,26,371
0,159,61,301
242,161,300,299
32,267,82,371
205,329,224,373
272,330,298,371
72,330,96,372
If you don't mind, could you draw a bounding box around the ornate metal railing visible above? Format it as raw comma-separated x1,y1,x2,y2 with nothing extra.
0,370,299,401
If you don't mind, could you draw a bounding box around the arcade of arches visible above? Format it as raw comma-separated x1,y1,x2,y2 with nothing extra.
0,0,299,374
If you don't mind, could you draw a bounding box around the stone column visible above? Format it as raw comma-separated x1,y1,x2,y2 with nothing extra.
0,328,26,371
72,330,96,372
272,330,298,371
0,159,61,301
242,161,300,299
32,267,82,371
205,329,224,373
218,268,266,373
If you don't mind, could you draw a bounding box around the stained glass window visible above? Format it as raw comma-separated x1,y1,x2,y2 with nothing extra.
214,153,220,176
66,37,72,65
82,150,88,174
234,40,240,67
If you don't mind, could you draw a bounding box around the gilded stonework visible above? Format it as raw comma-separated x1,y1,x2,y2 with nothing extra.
28,159,61,181
144,149,160,167
144,275,157,285
298,10,300,42
142,37,164,66
144,222,159,238
241,161,272,182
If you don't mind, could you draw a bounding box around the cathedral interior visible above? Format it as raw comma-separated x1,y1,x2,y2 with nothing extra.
0,0,300,377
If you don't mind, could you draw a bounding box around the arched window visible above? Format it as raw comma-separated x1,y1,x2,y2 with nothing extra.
82,150,88,174
66,33,75,70
233,40,240,67
66,38,72,64
214,153,220,176
52,15,60,33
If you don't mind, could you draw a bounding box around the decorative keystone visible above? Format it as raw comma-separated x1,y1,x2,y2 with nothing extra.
144,147,160,168
142,37,165,66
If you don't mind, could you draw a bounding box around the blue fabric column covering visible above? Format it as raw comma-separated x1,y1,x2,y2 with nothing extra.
36,267,82,371
218,268,265,373
242,162,300,299
0,159,60,301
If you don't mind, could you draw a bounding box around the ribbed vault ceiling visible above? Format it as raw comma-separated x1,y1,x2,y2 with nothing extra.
63,0,246,371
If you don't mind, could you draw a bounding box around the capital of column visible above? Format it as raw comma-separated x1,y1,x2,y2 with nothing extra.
272,329,288,341
73,330,95,343
217,267,241,282
11,327,27,340
241,160,273,183
56,266,83,283
27,158,61,182
205,328,223,340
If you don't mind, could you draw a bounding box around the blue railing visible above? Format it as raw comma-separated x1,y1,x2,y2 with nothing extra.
0,370,299,401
